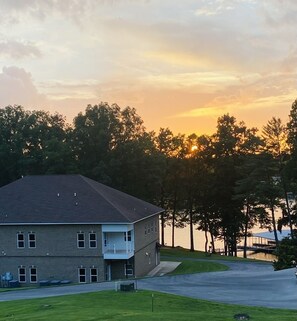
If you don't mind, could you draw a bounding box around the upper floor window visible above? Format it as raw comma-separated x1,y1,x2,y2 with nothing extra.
77,232,85,248
17,233,25,248
89,233,97,248
28,233,36,248
124,231,132,241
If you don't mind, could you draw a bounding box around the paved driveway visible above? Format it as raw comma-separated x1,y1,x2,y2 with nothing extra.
0,260,296,310
138,261,297,310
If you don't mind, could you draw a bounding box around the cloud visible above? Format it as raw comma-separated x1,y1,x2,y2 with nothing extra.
0,0,93,24
0,40,41,59
0,66,46,108
172,71,296,121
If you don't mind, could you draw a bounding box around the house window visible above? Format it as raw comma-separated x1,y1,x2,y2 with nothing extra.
78,268,86,283
18,267,26,283
77,232,85,248
28,233,36,248
90,268,98,282
29,267,37,283
17,233,25,248
89,233,97,248
124,231,132,241
125,264,134,276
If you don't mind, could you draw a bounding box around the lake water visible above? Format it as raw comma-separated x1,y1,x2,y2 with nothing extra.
164,224,276,261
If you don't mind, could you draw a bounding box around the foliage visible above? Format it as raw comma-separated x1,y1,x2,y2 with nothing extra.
1,99,297,254
273,232,297,270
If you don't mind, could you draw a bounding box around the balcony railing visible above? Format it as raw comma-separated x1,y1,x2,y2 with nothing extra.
103,243,134,259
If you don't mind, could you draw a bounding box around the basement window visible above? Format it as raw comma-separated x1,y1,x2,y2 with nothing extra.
29,267,37,283
18,267,26,283
90,268,98,282
78,268,86,283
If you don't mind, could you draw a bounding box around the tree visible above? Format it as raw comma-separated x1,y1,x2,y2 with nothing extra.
209,114,261,256
286,99,297,231
262,117,294,239
234,154,271,257
273,231,297,270
0,106,71,186
155,128,186,246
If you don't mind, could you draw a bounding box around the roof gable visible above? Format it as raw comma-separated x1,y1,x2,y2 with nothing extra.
0,175,163,224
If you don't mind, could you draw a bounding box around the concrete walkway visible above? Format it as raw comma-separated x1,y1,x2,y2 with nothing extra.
147,261,181,276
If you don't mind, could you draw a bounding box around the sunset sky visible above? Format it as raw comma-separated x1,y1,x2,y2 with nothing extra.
0,0,296,135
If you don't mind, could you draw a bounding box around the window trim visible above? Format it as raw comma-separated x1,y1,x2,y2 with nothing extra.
77,232,85,248
125,263,134,277
29,266,37,283
28,232,36,249
124,231,132,242
18,267,26,283
78,267,86,283
89,232,97,248
90,267,98,283
17,233,25,249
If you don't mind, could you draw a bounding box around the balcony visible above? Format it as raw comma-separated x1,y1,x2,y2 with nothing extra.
103,242,134,260
102,227,134,260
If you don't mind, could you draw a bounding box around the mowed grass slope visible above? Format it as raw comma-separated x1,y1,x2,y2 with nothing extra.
0,291,295,321
168,259,229,275
161,246,266,262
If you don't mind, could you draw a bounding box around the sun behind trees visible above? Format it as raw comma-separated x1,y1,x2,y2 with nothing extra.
0,100,296,266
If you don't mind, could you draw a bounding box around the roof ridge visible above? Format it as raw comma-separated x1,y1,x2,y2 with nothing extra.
79,175,131,222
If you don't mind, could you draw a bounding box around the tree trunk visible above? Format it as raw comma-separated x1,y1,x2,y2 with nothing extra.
171,189,177,248
284,191,294,239
161,213,165,246
160,185,165,246
271,206,279,246
171,213,175,248
243,205,250,259
204,228,209,253
189,205,195,251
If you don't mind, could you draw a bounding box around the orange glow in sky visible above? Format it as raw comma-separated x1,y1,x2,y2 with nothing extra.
0,1,296,136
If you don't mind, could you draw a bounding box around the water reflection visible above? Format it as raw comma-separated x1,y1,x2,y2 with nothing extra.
164,225,276,261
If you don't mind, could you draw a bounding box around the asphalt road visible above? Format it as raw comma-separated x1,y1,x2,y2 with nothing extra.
138,260,297,310
0,260,296,310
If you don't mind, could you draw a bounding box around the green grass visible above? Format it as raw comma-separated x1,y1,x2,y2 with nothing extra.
161,246,267,262
0,290,295,321
168,259,229,275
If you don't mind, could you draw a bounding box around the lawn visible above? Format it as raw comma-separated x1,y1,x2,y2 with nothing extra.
168,259,229,275
161,246,268,262
0,290,295,321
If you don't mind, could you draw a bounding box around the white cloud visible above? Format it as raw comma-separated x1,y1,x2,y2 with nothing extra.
0,40,41,59
0,66,46,108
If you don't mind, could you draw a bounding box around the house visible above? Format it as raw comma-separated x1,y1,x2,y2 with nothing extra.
0,175,163,285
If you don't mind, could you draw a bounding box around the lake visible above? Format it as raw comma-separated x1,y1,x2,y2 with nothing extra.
164,224,276,261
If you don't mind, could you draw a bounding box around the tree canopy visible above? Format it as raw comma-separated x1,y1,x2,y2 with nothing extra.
0,100,296,261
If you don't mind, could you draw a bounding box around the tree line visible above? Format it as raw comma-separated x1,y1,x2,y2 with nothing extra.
0,101,297,263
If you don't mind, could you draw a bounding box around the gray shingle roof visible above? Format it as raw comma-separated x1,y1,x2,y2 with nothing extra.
0,175,163,224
